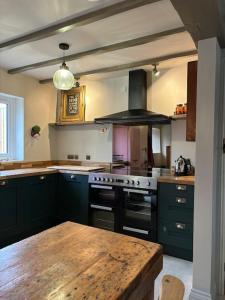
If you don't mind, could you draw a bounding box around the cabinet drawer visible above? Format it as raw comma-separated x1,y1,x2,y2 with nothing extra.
158,218,193,250
17,174,56,186
60,173,87,183
158,194,193,222
159,183,194,198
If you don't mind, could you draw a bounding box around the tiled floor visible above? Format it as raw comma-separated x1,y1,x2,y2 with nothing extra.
154,255,193,300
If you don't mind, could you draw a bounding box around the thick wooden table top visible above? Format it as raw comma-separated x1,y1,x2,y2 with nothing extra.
158,175,195,185
0,222,162,300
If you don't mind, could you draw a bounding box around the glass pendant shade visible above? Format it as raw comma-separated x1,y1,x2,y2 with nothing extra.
53,62,74,90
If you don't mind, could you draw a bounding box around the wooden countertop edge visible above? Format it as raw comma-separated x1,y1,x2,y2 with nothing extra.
158,176,195,185
0,168,195,185
0,168,93,180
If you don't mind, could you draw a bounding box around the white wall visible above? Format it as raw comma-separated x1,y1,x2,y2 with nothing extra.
83,76,128,121
0,67,56,161
50,76,128,161
190,38,223,300
50,124,112,162
148,64,196,166
148,64,188,116
171,120,196,166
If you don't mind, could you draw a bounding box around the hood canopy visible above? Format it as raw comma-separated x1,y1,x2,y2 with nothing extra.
95,69,171,125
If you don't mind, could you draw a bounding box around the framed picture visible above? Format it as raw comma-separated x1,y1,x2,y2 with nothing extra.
57,86,85,123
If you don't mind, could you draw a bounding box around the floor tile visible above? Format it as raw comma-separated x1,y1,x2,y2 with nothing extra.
154,255,192,300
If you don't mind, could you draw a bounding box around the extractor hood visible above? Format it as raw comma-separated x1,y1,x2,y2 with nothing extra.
95,69,171,125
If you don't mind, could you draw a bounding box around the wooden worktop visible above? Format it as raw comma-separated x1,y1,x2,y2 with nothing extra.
0,222,163,300
158,175,195,185
0,168,58,180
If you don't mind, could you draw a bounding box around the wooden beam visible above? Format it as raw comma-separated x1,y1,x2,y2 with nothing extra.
8,27,186,74
0,0,160,51
39,50,198,84
170,0,225,47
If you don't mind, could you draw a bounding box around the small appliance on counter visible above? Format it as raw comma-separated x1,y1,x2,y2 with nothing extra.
174,156,192,176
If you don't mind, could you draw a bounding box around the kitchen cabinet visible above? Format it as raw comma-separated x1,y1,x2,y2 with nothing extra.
18,174,57,237
186,61,197,141
158,182,194,261
0,179,19,248
57,173,89,225
0,174,57,248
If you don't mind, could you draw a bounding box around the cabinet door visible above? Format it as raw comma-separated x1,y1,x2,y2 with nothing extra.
0,179,19,247
18,175,57,234
58,174,89,225
186,61,197,141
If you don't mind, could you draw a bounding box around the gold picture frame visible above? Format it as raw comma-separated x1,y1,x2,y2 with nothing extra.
57,86,85,123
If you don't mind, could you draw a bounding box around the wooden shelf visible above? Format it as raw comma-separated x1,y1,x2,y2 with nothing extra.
170,114,187,120
49,121,95,126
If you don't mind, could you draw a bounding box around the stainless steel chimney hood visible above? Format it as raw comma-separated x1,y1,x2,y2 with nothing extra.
95,69,171,125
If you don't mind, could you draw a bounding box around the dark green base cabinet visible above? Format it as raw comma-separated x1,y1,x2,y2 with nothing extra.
0,174,57,249
57,174,89,225
158,182,194,261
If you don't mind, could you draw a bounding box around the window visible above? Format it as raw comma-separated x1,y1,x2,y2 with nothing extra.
0,93,24,161
0,103,7,154
152,127,161,154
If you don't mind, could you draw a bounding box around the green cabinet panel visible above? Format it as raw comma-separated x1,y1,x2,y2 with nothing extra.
18,174,57,236
0,179,19,247
158,183,194,222
158,218,193,250
158,182,194,261
57,173,89,225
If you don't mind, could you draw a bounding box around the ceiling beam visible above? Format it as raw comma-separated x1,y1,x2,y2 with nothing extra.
170,0,225,47
39,50,198,84
0,0,160,51
8,27,186,74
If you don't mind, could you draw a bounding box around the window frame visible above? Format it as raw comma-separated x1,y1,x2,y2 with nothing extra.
0,93,24,161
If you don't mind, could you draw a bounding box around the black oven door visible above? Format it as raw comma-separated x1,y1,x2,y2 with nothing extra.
90,204,115,231
89,184,119,232
121,188,157,241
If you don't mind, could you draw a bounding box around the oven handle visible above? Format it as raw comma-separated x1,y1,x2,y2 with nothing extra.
123,226,149,235
90,204,113,211
91,185,113,190
123,188,149,195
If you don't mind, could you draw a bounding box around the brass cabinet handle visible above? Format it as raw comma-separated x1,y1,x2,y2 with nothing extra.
39,176,46,180
0,180,7,186
176,197,187,204
176,185,187,191
163,226,167,232
176,223,186,230
70,175,75,179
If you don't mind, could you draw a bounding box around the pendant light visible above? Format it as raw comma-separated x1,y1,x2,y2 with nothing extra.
53,43,75,90
152,64,160,77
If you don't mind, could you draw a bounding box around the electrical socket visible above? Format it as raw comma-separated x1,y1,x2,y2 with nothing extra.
67,154,75,159
74,154,79,160
86,155,91,160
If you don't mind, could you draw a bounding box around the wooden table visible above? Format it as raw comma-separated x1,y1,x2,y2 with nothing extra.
0,222,163,300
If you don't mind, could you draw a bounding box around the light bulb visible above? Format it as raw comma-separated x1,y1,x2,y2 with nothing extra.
53,62,74,90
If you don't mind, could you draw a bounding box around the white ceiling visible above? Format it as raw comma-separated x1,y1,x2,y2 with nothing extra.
0,0,197,81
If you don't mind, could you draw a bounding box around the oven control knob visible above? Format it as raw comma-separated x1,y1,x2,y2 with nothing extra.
131,180,135,185
105,178,109,182
101,178,105,182
125,180,129,184
97,177,101,181
109,178,114,183
136,181,140,185
93,177,96,181
148,181,151,186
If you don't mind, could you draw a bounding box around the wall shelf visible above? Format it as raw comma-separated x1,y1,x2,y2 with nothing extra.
49,121,95,126
170,114,187,120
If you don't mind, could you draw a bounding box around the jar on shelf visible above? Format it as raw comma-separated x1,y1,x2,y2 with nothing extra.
175,104,183,115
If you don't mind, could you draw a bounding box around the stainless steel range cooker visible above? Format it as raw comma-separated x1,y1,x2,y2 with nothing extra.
88,168,166,242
